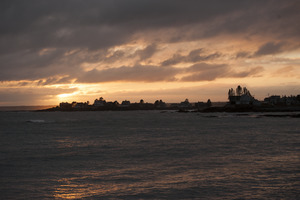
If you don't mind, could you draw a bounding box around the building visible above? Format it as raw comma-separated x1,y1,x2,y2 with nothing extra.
59,102,73,109
73,102,89,109
264,95,281,105
121,100,131,107
228,86,257,105
154,100,166,108
179,99,192,109
264,95,300,106
94,97,106,107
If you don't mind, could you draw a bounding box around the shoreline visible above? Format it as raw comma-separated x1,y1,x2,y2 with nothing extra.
35,104,300,113
200,105,300,113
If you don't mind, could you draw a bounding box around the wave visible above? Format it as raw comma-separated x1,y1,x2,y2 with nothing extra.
26,119,46,123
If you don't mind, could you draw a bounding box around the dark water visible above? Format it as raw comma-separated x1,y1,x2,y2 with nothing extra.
0,111,299,199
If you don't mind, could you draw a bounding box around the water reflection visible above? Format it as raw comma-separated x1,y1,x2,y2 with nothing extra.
53,177,112,199
55,136,97,148
52,166,215,199
52,152,300,199
53,176,128,199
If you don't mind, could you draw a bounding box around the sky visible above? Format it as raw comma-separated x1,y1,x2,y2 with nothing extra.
1,0,300,106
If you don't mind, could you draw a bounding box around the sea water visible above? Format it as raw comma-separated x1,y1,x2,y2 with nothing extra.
0,111,299,199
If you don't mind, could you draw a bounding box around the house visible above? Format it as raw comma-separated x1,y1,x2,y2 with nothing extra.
179,99,192,109
121,100,131,107
154,100,166,108
94,97,106,107
228,86,257,105
264,95,281,105
264,95,300,106
59,102,73,109
195,99,211,109
73,102,89,109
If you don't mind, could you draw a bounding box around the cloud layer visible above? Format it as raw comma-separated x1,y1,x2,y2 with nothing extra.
1,0,300,82
1,0,300,105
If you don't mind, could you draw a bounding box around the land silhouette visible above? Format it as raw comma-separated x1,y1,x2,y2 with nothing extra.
41,86,300,113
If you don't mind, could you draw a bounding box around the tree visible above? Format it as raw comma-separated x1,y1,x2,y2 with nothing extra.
243,87,252,97
236,85,242,96
207,99,212,107
243,87,248,95
228,88,235,99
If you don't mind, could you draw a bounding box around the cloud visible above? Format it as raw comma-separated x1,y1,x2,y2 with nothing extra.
1,1,299,55
134,44,158,61
274,66,294,74
0,0,299,106
77,64,180,83
161,48,220,66
181,63,264,81
0,1,299,76
254,42,285,56
236,51,251,59
76,61,264,83
161,54,185,66
37,76,74,86
272,66,299,77
79,44,157,66
231,66,264,77
0,87,78,105
236,42,300,59
181,63,230,81
102,50,126,64
104,84,235,102
0,48,85,81
186,49,221,63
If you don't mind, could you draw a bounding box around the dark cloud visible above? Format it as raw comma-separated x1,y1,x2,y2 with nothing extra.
181,63,264,81
77,64,180,83
0,0,299,84
134,44,158,61
200,1,300,40
231,66,264,78
236,51,251,59
161,48,220,66
37,76,74,86
161,54,185,66
254,42,285,56
185,63,227,73
0,48,84,81
76,62,264,83
181,63,230,81
1,1,299,54
186,49,221,63
102,50,126,64
236,41,299,58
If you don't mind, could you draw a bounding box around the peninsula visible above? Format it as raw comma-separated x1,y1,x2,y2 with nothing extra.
41,86,300,112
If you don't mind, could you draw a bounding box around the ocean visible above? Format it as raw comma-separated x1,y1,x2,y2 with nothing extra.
0,110,299,199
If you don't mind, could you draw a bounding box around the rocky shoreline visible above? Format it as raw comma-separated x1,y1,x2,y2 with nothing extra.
200,105,300,113
37,104,300,114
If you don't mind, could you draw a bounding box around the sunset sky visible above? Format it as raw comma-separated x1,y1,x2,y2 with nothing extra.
1,0,300,106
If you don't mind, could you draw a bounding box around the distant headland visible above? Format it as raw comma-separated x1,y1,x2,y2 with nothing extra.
40,86,300,112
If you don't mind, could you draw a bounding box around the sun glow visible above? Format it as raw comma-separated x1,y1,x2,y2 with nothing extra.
57,93,75,98
57,92,79,102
